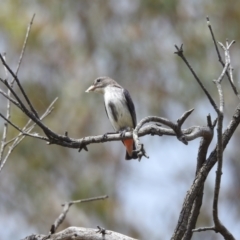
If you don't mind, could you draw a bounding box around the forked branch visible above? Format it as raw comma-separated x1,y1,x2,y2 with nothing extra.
0,57,213,161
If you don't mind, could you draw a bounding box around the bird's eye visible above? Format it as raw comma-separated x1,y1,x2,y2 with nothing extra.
96,79,101,83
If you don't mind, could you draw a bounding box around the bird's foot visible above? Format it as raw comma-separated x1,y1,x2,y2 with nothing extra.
102,131,116,139
133,143,149,161
118,127,132,137
119,129,127,137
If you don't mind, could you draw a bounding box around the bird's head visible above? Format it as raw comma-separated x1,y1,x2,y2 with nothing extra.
85,76,117,94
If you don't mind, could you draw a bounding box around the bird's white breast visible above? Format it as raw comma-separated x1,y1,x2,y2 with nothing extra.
104,86,134,131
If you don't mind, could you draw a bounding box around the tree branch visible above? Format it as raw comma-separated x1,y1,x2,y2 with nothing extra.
0,97,57,172
50,195,108,235
211,40,235,240
171,103,240,240
182,115,215,240
0,14,37,171
132,109,194,160
0,65,212,159
206,16,239,99
0,53,39,118
23,195,136,240
23,227,137,240
172,29,238,240
174,44,218,112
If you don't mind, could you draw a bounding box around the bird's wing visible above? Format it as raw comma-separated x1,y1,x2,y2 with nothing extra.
104,104,109,119
123,88,137,128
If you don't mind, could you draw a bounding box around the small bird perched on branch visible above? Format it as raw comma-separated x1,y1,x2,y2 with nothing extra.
86,77,138,160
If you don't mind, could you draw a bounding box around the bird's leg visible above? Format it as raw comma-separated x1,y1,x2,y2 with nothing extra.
103,128,131,139
118,127,131,137
103,131,116,139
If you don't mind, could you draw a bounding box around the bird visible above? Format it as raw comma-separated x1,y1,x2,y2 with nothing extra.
85,76,138,160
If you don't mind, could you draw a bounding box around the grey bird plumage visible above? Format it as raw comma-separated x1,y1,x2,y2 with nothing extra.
86,77,137,160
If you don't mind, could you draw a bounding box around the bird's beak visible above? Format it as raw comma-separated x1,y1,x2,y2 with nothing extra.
85,85,95,93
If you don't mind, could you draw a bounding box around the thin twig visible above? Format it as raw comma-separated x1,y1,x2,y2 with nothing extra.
206,16,239,98
226,40,235,86
14,13,36,82
0,53,39,118
64,195,109,205
0,76,59,140
212,40,235,240
0,14,36,165
0,113,26,133
174,44,219,112
192,226,215,232
5,98,56,146
1,52,8,79
50,195,108,235
0,54,10,161
0,87,23,109
0,97,58,172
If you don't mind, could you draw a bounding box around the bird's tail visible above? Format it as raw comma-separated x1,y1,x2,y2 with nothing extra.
123,139,138,160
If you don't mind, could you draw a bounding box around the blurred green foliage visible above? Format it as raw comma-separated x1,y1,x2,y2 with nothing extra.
0,1,240,240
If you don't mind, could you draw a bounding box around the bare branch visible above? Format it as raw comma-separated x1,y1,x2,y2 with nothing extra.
0,86,23,109
132,109,194,160
1,53,8,79
0,53,39,118
0,112,26,133
182,115,215,240
0,16,238,240
206,16,239,98
0,74,213,159
65,195,109,206
177,108,194,127
174,44,218,112
49,195,108,235
0,59,9,161
14,13,35,79
172,100,240,240
0,50,217,164
0,14,36,171
183,40,232,239
0,97,58,172
192,226,215,232
226,40,235,86
23,227,137,240
211,40,236,240
172,36,238,240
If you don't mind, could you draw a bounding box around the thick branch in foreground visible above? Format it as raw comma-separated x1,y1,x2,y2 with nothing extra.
23,227,137,240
